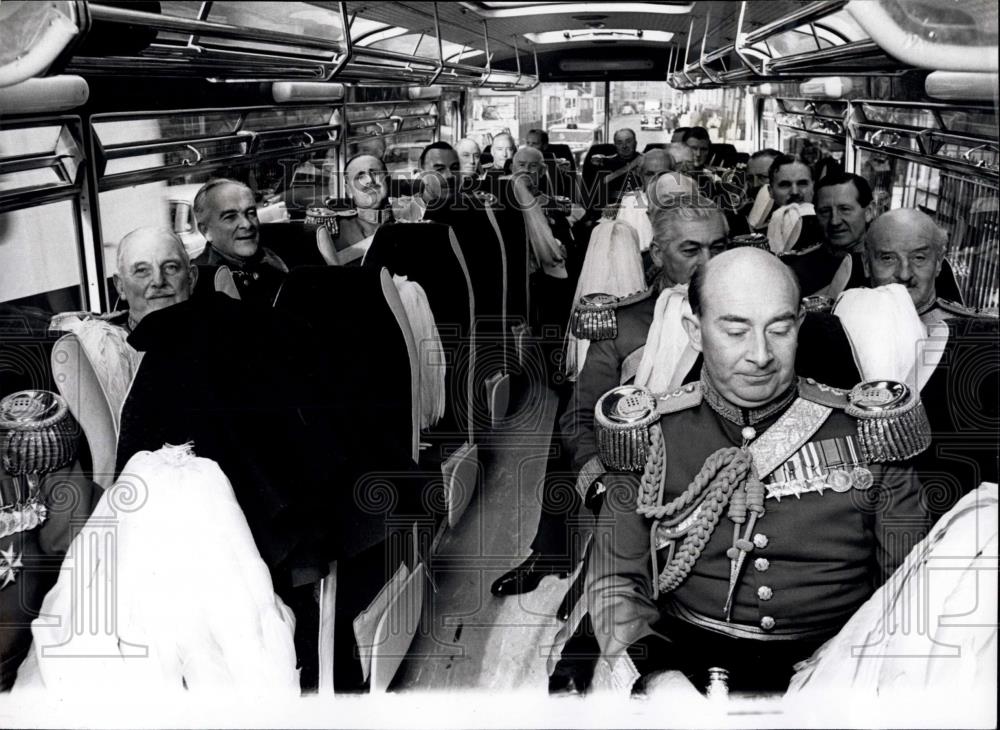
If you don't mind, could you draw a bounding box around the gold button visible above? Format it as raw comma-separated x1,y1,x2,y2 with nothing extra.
753,533,768,549
741,426,756,441
760,616,775,631
757,585,773,601
754,558,769,572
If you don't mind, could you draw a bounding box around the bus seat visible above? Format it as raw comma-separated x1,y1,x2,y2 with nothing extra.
388,176,419,198
482,177,533,389
364,222,480,529
379,268,422,463
425,199,509,430
547,144,576,172
273,266,415,489
259,221,328,269
50,320,143,489
582,144,618,209
368,561,425,692
643,142,667,153
709,143,738,169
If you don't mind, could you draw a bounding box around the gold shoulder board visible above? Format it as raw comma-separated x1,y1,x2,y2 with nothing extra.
570,287,653,341
799,377,849,409
937,298,999,320
844,380,931,462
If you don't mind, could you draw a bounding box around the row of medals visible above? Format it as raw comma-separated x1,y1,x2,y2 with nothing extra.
764,465,874,501
0,499,48,539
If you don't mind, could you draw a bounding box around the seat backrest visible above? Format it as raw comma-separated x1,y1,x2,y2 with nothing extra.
547,144,576,171
581,143,618,208
364,222,476,445
259,221,327,268
273,265,416,472
708,143,738,169
643,142,668,153
388,176,419,198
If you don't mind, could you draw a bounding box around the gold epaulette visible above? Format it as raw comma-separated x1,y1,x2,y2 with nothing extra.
595,383,702,471
798,377,850,409
937,298,999,320
570,288,654,341
844,380,931,463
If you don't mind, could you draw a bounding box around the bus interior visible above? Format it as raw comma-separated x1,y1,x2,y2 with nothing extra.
0,0,997,723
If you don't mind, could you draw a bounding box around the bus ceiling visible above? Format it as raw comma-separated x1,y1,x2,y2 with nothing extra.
0,1,996,107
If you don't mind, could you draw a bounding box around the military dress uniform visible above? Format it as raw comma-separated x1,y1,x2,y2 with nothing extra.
587,375,930,693
915,298,999,520
561,291,861,509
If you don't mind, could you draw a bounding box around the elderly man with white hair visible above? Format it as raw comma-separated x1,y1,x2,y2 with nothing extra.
114,226,200,331
835,208,999,522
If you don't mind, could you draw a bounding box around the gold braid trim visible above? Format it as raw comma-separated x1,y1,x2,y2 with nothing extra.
636,426,751,597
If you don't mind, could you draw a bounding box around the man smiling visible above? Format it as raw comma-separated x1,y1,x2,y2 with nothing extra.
193,178,288,307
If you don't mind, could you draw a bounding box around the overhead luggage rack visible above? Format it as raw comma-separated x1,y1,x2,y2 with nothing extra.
669,1,912,90
66,1,351,82
849,101,999,181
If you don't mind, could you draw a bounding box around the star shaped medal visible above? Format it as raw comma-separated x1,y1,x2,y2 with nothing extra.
0,542,24,589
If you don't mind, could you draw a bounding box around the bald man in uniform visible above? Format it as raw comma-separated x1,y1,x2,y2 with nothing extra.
587,247,928,695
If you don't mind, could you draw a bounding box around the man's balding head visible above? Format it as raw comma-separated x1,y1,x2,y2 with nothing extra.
114,226,198,327
345,154,388,210
491,133,516,167
456,138,483,177
512,146,546,191
684,247,802,408
666,142,694,171
864,208,946,311
640,149,672,187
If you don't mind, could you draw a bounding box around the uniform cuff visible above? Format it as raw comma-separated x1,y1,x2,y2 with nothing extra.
626,634,673,682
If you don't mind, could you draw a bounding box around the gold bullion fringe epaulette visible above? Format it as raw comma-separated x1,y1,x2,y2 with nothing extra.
937,298,999,320
0,390,77,541
595,383,702,471
570,287,653,342
844,380,931,462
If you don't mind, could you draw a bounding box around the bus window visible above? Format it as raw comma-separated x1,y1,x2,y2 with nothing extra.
0,202,86,316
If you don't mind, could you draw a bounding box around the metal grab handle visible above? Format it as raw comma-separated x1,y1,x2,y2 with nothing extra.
180,144,202,166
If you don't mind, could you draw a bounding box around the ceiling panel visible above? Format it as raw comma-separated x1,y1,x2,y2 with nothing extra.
345,1,815,64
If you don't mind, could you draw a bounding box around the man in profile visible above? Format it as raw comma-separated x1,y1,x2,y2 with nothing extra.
193,178,288,308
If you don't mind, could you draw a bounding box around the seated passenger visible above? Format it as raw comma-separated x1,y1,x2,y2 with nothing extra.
487,132,516,174
587,247,929,696
192,178,288,308
860,209,998,514
598,128,645,203
418,141,460,209
114,226,199,332
316,154,392,266
737,148,781,224
455,137,483,184
682,126,712,174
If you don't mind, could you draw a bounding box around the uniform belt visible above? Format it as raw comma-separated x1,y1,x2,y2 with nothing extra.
661,599,841,642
